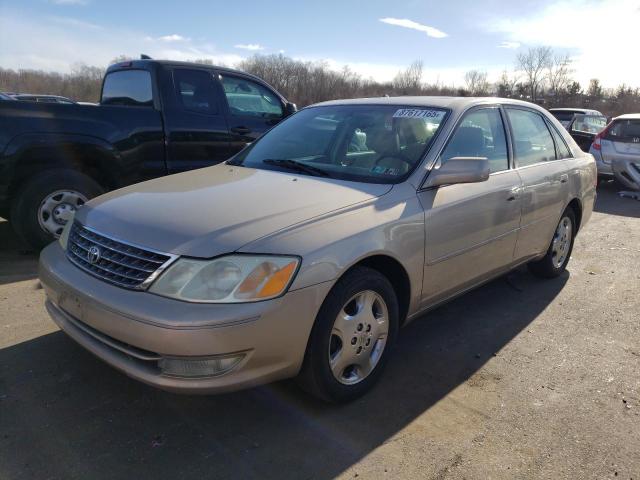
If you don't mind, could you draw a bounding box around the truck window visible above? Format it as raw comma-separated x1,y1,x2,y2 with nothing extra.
173,69,219,114
220,75,283,119
102,70,153,107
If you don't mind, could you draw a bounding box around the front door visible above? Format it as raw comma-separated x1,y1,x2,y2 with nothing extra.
418,106,522,305
164,68,232,174
218,73,285,155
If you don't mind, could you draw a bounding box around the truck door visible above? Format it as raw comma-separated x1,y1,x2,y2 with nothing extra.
217,73,286,155
163,68,233,173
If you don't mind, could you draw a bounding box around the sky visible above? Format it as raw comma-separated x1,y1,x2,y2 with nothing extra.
1,0,639,88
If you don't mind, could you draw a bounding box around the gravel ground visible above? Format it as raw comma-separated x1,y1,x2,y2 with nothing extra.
0,181,638,480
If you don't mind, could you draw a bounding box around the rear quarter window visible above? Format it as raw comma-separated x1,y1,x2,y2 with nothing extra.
101,70,153,107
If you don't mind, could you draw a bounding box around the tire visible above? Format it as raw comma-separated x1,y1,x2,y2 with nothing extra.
528,207,576,279
297,266,399,403
10,169,104,250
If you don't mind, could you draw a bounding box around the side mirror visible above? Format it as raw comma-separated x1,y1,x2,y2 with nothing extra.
284,102,297,117
424,157,490,188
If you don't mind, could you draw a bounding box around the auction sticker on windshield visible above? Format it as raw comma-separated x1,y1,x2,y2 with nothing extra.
393,108,445,120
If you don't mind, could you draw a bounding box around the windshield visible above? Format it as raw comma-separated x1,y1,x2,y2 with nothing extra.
572,114,607,134
229,104,448,183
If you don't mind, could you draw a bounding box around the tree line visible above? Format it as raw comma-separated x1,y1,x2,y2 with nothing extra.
1,48,638,117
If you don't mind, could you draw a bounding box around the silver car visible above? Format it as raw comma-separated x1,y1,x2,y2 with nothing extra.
39,97,596,402
590,113,640,190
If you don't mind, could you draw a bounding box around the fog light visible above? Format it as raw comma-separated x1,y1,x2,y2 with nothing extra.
158,354,245,378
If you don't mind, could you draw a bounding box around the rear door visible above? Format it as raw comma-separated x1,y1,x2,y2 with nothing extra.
163,67,232,174
569,114,607,151
506,107,571,260
218,73,285,155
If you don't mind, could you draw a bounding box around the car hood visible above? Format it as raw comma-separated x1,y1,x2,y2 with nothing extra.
77,164,392,258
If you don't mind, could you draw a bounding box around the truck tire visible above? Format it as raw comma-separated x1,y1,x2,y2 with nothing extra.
10,169,104,250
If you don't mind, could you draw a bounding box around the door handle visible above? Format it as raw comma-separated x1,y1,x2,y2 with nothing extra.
560,174,568,184
506,195,517,201
231,126,252,135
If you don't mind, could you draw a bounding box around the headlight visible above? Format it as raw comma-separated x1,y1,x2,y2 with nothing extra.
58,212,75,250
149,255,299,303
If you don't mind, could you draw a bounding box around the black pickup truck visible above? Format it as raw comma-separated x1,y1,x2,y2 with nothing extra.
0,59,295,248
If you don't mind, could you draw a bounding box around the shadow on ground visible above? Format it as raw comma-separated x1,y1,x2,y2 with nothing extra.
0,219,38,286
594,181,640,218
0,264,567,479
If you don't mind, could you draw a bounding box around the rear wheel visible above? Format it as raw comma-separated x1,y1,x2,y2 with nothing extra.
528,208,576,278
10,169,103,250
297,267,399,403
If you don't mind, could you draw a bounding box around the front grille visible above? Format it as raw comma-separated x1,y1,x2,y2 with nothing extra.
66,222,175,290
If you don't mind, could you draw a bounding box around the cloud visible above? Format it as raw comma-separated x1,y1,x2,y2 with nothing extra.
49,15,101,29
234,43,265,51
379,17,447,38
0,11,244,72
485,0,640,86
158,34,188,42
498,41,520,49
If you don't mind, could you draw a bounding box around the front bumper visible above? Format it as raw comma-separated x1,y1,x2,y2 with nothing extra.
39,242,332,394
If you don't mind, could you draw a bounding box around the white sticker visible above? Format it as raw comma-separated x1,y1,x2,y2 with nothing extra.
393,108,445,120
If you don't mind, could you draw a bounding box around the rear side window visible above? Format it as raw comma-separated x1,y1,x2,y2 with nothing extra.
547,121,572,159
607,119,640,142
551,111,576,127
440,108,509,173
173,69,219,114
507,109,556,167
221,75,283,119
101,70,153,106
572,114,607,134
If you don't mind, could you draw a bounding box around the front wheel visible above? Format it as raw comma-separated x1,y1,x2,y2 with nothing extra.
297,267,399,403
528,208,576,278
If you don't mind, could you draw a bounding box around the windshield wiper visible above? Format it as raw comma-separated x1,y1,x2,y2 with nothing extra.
262,158,330,177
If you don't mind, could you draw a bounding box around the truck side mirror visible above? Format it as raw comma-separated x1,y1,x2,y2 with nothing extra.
284,102,297,117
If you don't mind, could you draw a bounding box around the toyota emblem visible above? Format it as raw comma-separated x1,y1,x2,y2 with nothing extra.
87,246,101,264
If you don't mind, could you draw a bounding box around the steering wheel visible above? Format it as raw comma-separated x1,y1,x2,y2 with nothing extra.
374,154,414,167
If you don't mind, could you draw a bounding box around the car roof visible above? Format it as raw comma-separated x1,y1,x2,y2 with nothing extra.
311,96,547,113
549,107,601,114
613,113,640,120
106,59,265,82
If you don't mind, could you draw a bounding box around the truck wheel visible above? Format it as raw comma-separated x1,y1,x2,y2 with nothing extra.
10,169,104,250
297,266,399,403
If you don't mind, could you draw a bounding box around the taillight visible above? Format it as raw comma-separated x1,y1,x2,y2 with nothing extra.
592,122,613,150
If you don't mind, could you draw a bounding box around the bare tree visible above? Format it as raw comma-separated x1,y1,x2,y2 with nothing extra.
393,60,424,94
495,70,520,98
516,46,552,102
464,70,490,96
546,54,573,105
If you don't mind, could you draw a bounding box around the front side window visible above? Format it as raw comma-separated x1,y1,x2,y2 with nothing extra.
221,75,283,119
101,70,153,107
174,69,218,114
229,105,448,183
440,108,509,173
507,109,556,167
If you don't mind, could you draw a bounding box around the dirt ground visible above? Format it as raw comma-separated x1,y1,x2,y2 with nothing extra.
0,181,638,480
